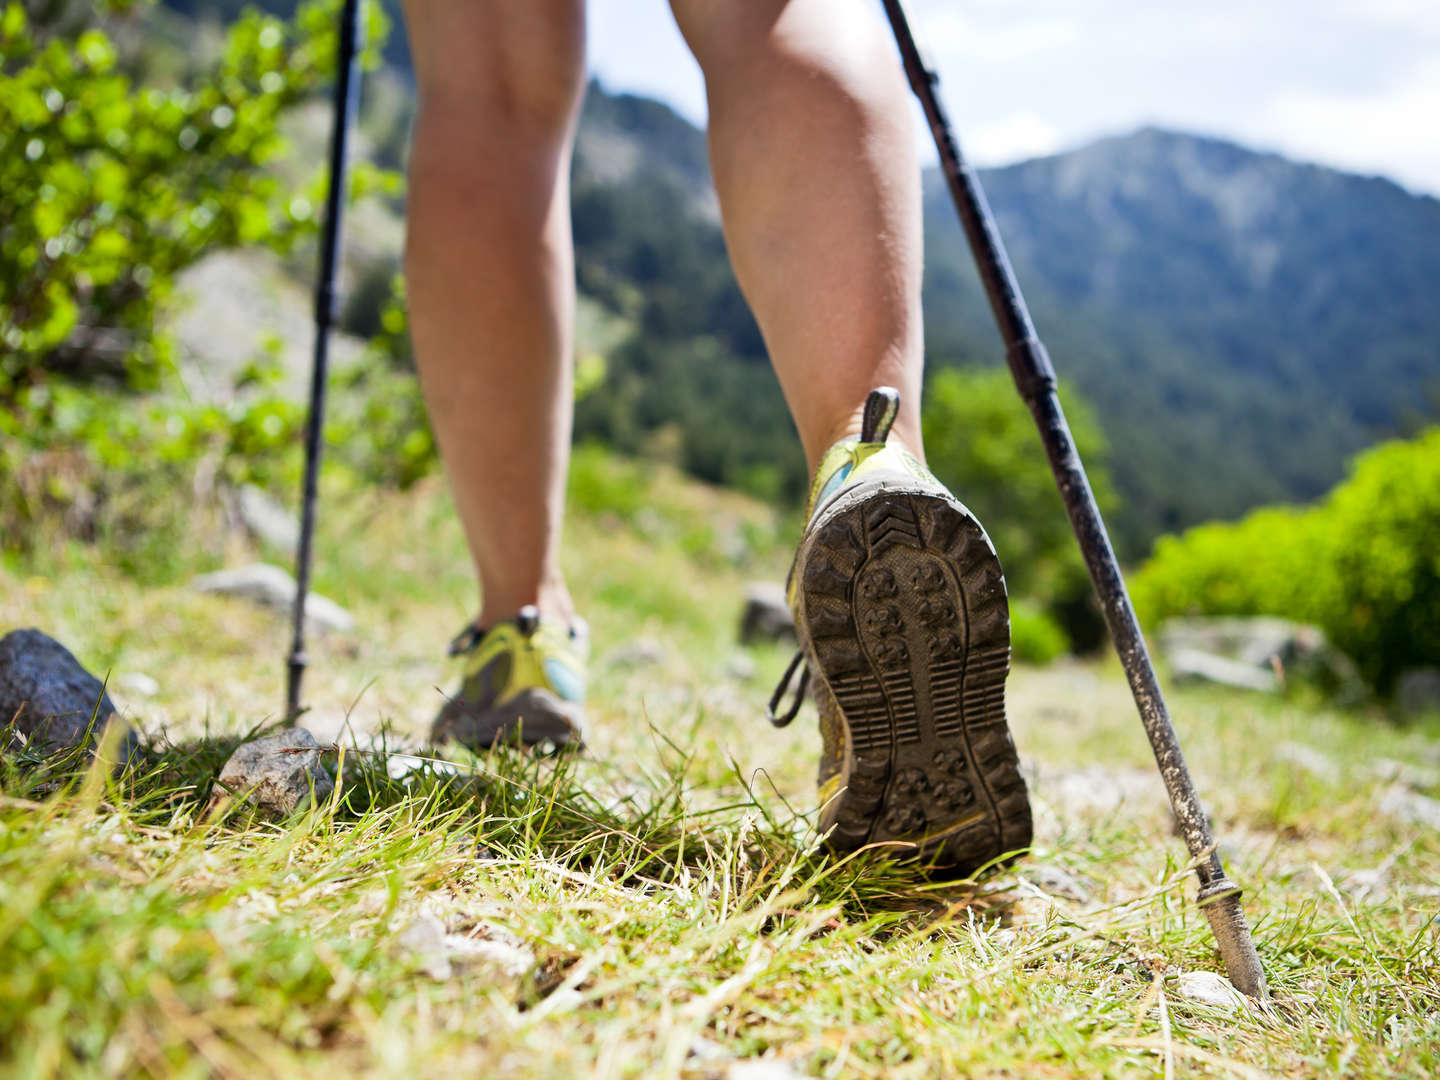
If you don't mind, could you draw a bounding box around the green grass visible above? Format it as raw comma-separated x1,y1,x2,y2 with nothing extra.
2,458,1438,1077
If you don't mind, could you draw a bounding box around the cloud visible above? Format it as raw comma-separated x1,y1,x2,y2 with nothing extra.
1250,60,1440,194
966,112,1062,164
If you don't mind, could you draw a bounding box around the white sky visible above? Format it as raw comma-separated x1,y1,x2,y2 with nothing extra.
588,0,1440,197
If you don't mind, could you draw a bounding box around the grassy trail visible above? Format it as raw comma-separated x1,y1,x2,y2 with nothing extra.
2,469,1437,1077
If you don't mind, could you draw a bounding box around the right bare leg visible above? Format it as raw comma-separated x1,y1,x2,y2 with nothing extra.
400,0,586,629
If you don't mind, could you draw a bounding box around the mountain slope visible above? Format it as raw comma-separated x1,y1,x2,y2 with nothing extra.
922,129,1440,545
567,94,1440,552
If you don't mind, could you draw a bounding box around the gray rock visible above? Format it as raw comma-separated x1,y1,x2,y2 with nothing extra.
739,582,794,645
0,629,132,757
214,728,334,816
1046,766,1163,814
191,563,353,633
1172,970,1247,1012
398,913,534,982
1159,616,1364,699
1022,863,1091,903
400,915,535,984
166,249,367,406
1369,757,1440,791
113,672,160,699
1169,648,1280,693
1395,667,1440,719
725,652,758,682
603,637,667,670
235,485,299,555
1341,866,1390,904
1379,784,1440,831
1275,741,1340,782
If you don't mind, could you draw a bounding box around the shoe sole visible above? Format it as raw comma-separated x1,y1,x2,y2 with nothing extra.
798,481,1033,873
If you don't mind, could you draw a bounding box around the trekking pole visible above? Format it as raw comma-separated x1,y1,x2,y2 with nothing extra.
878,0,1268,999
287,0,365,719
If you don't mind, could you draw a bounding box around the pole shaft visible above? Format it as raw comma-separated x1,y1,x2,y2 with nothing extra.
287,0,365,719
879,0,1267,998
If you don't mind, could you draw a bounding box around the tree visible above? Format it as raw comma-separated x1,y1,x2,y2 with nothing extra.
922,366,1117,649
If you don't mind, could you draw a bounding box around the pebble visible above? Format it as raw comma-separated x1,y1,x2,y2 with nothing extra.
1379,785,1440,831
738,582,794,645
191,563,353,633
113,672,160,699
213,728,334,816
398,913,535,982
1172,970,1247,1012
604,637,668,670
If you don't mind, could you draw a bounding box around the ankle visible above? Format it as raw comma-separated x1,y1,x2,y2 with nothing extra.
806,411,925,477
476,578,576,631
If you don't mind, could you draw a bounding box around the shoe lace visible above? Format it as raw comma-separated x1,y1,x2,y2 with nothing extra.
766,649,810,728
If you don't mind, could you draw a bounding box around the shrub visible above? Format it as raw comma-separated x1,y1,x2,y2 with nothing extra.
1010,601,1069,665
0,0,384,402
1132,428,1440,695
923,365,1116,653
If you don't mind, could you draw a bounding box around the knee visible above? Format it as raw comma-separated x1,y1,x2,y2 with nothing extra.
407,8,585,141
672,0,904,113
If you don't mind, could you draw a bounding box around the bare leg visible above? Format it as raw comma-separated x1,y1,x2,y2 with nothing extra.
670,0,925,470
401,0,585,627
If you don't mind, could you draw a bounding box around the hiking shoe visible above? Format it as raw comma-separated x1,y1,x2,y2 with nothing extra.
770,387,1032,873
431,605,588,751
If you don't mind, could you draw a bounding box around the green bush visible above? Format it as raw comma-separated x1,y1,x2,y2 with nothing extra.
0,370,305,581
1009,600,1069,665
923,365,1116,653
0,0,385,401
0,0,416,577
1131,428,1440,695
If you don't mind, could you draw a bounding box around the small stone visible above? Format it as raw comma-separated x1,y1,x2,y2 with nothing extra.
213,728,334,816
235,484,299,555
1172,970,1247,1012
398,914,452,980
738,582,795,645
1046,766,1161,814
1159,616,1364,700
0,628,134,758
725,653,758,682
1168,648,1280,693
1379,784,1440,831
688,1037,728,1062
399,913,535,982
1023,863,1091,903
1341,867,1389,904
1369,757,1440,791
1275,741,1339,782
604,637,667,669
113,672,160,699
1395,667,1440,719
191,563,353,633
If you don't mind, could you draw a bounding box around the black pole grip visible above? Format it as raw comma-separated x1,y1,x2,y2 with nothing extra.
287,0,365,719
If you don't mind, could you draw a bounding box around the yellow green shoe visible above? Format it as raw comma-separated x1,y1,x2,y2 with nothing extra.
431,606,588,750
770,387,1032,872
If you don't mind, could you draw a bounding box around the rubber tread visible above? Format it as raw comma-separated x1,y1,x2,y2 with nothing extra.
799,480,1033,873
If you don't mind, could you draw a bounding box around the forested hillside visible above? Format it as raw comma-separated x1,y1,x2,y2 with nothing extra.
566,91,1440,552
924,131,1440,546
